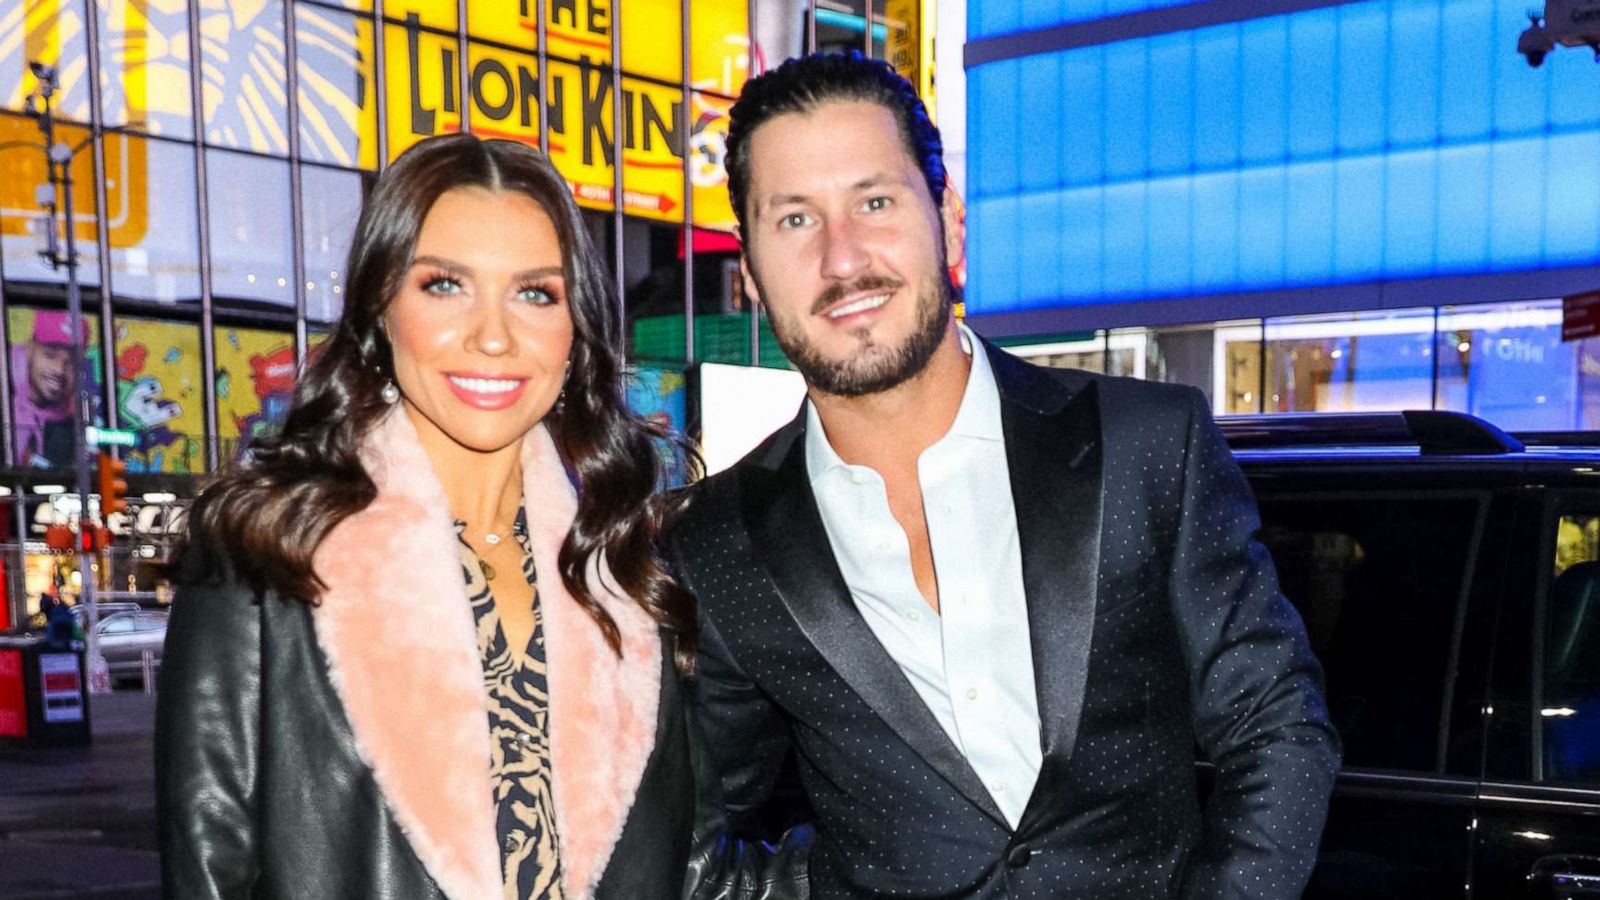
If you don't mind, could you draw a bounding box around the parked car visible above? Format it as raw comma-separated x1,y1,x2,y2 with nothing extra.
94,609,167,685
21,600,142,634
1219,410,1600,899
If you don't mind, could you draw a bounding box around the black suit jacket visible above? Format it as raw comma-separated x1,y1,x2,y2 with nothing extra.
669,342,1340,899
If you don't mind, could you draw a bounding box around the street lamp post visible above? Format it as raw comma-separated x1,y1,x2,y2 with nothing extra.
25,61,108,694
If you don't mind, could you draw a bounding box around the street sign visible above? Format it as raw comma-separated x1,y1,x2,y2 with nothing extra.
85,426,136,448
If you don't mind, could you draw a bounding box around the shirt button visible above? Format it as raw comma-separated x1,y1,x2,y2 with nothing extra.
992,782,1006,793
905,609,922,622
849,471,868,485
966,687,978,700
518,731,534,745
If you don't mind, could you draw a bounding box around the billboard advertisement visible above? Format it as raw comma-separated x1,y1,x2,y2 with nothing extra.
7,307,104,470
215,326,297,458
113,317,203,473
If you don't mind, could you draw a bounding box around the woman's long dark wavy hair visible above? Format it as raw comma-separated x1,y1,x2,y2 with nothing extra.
187,134,698,671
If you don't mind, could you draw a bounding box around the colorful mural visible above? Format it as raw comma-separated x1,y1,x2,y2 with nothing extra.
113,317,202,473
215,326,297,458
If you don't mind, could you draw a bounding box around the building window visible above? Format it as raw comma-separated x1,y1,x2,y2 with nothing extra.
205,149,294,310
108,136,202,306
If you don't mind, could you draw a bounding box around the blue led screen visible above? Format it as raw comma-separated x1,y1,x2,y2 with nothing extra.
964,0,1600,316
970,0,1210,40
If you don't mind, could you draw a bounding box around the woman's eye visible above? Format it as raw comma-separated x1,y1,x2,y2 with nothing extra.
422,276,462,296
517,285,556,305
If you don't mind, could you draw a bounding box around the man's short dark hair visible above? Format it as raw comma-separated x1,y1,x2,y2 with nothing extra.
725,52,945,230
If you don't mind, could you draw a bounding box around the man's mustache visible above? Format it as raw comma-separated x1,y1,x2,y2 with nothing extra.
810,275,905,317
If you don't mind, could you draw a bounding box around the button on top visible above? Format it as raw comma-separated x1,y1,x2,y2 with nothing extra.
849,471,869,485
966,687,978,700
1005,845,1032,868
905,609,922,622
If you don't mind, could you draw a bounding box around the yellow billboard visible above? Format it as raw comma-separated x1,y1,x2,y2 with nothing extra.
382,0,747,230
884,0,934,109
113,317,204,474
214,326,296,458
5,0,749,248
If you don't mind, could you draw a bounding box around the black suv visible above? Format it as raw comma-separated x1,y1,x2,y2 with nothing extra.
1220,411,1600,899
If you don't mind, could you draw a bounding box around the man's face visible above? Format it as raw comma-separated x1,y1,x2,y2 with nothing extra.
739,100,962,397
27,342,75,408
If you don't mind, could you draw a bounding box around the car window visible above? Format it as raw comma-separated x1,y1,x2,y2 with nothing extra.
131,614,167,633
98,614,136,635
1255,493,1483,772
1540,512,1600,785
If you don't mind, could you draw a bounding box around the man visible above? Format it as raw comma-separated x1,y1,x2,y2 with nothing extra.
11,311,81,468
670,53,1340,898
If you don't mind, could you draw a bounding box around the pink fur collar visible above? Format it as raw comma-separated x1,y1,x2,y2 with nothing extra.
310,408,662,900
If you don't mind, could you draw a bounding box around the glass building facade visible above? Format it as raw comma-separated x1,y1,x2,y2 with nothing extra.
0,0,930,624
957,0,1600,429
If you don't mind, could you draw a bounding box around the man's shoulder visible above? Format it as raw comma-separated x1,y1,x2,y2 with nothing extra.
671,421,797,549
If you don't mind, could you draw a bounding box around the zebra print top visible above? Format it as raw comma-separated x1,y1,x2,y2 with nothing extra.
455,511,565,900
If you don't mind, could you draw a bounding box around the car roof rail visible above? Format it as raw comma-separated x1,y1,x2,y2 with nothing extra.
1217,410,1524,455
1515,430,1600,447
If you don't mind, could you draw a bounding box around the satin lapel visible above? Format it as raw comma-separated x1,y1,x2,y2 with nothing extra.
739,420,1008,827
989,347,1103,829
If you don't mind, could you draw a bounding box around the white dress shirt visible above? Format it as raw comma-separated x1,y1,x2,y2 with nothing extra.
804,325,1042,828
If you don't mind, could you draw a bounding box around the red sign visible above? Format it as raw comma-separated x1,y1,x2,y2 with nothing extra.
0,649,27,738
1562,289,1600,342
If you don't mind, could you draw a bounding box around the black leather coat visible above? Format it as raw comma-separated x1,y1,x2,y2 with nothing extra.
156,558,808,900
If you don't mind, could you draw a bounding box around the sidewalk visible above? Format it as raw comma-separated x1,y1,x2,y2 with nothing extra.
0,690,159,899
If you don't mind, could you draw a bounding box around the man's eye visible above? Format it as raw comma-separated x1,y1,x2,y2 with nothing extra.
864,196,891,212
779,213,810,229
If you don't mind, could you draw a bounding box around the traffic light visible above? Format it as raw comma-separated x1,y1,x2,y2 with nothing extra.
96,450,128,518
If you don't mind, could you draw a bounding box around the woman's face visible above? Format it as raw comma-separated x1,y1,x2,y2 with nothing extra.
386,186,575,454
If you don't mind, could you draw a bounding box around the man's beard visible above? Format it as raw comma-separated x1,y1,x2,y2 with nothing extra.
764,271,952,398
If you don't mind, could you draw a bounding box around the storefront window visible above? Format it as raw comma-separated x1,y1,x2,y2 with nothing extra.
215,324,296,460
206,149,294,309
1006,332,1110,375
96,0,194,139
1263,308,1435,413
108,136,201,305
296,4,378,170
112,316,203,473
301,163,368,322
1436,300,1575,432
200,0,290,155
7,306,104,470
1216,321,1264,414
1115,322,1224,402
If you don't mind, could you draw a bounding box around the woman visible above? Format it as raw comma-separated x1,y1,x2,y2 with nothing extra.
157,134,721,899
